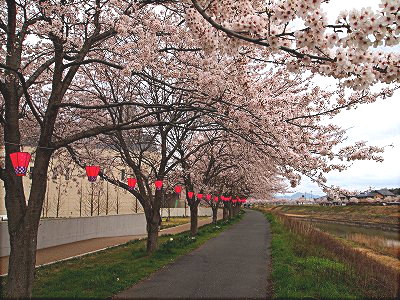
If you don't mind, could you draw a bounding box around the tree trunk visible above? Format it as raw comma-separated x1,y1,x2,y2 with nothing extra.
223,205,229,220
212,206,218,224
5,149,52,298
7,219,38,298
228,204,233,219
145,190,162,254
234,205,240,216
146,218,159,254
190,204,198,236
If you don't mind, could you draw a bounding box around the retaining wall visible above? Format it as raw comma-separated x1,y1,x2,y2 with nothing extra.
0,213,146,257
0,207,213,257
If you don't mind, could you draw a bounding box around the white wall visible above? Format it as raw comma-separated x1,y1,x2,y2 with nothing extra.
160,207,212,217
0,213,146,257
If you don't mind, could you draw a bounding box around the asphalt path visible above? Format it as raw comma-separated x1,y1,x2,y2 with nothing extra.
115,209,271,299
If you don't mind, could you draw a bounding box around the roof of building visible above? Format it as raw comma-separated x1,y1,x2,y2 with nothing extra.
373,188,396,196
356,188,395,198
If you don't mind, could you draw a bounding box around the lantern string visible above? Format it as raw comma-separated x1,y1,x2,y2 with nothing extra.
3,143,238,201
3,141,55,150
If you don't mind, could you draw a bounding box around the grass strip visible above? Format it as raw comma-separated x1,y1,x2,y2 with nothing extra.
264,211,363,300
1,213,242,298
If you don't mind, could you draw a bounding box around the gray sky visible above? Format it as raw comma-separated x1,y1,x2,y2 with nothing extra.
282,0,400,195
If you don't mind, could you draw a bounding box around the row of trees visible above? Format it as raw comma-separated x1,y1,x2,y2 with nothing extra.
1,0,398,297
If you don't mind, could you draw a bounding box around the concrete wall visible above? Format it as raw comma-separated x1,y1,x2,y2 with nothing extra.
160,207,212,217
0,213,146,257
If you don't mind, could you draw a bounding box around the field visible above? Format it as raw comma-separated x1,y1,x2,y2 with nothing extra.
271,205,400,225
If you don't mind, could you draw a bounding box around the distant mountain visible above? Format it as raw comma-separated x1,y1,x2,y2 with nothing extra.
275,192,323,200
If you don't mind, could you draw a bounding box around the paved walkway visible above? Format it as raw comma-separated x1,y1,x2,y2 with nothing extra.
0,216,218,275
115,210,271,299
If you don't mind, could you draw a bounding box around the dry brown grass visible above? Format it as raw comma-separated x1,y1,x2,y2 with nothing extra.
347,233,400,259
272,205,400,225
274,212,400,299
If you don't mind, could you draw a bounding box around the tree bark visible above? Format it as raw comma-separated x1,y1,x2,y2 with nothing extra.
228,204,233,219
223,205,229,220
234,205,240,216
212,206,218,224
145,190,163,254
146,217,159,254
190,203,198,236
7,219,38,298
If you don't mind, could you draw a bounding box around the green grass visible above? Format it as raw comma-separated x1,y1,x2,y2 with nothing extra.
264,212,363,300
1,213,243,298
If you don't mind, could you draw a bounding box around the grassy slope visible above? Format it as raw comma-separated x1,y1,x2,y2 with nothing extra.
1,214,242,299
265,212,362,300
273,205,400,224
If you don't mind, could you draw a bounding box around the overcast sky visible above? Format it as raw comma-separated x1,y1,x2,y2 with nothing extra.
281,0,400,195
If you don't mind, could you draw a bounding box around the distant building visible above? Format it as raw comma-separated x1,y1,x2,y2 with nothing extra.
355,188,396,200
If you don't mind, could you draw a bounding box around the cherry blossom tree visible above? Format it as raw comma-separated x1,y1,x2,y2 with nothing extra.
1,1,398,297
0,1,199,296
187,0,399,89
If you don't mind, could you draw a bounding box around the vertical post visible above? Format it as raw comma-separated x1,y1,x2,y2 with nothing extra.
135,198,138,213
97,189,100,215
106,181,109,215
45,178,50,217
90,183,94,216
79,180,82,217
116,188,119,215
56,176,61,217
184,199,187,217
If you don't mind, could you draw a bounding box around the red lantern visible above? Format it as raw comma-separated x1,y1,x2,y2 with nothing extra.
155,180,163,190
214,196,219,202
128,178,137,190
197,193,203,200
175,185,182,194
9,152,31,176
85,166,100,182
187,191,194,199
206,194,211,201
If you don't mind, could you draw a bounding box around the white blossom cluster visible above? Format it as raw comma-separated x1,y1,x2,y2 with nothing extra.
185,0,400,89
